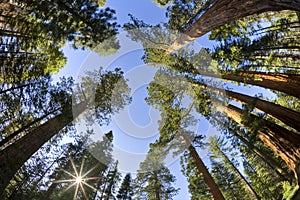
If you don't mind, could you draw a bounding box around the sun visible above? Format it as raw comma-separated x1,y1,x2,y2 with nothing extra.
76,176,83,184
52,156,101,200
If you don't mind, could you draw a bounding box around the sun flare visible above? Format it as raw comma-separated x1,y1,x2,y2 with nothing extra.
52,156,101,199
76,176,83,184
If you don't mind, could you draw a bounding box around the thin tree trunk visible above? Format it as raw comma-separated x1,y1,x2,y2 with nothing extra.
0,99,90,195
212,117,293,182
166,0,300,53
188,145,225,200
216,103,300,186
216,144,261,199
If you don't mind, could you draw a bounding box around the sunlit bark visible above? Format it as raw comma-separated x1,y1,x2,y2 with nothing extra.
167,0,300,53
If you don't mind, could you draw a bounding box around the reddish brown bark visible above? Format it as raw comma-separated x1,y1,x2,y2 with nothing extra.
193,70,300,99
167,0,300,53
0,108,61,149
217,103,300,186
188,145,225,200
0,100,89,195
225,90,300,131
212,117,293,182
222,71,300,99
191,78,300,130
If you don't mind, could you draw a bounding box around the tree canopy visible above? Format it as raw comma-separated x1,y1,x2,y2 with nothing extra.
1,1,300,199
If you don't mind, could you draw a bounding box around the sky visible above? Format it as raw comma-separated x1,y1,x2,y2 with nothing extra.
53,1,277,199
53,1,195,199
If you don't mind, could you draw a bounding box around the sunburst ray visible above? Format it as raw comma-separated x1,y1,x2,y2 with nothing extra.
50,156,103,199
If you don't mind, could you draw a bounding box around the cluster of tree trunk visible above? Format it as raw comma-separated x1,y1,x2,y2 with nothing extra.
1,0,300,199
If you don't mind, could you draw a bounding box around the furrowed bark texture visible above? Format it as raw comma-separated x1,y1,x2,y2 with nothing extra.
167,0,300,53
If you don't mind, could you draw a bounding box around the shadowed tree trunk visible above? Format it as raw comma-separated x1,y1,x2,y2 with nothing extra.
0,107,61,148
216,103,300,186
212,141,261,200
188,144,225,200
224,90,300,131
191,77,300,130
0,100,90,195
167,0,300,53
196,70,300,99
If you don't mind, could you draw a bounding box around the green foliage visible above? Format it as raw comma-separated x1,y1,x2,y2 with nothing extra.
166,0,214,31
209,136,256,200
133,148,179,200
282,182,299,200
180,153,211,200
102,161,121,199
242,154,285,199
273,92,300,113
0,0,120,83
0,76,73,149
210,11,300,73
153,0,172,7
117,173,134,200
92,35,120,56
3,129,112,199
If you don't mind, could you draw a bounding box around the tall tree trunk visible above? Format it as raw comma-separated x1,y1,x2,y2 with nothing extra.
0,100,90,195
197,70,300,99
166,0,300,53
216,144,261,199
224,89,300,131
154,172,161,200
0,107,61,149
216,103,300,186
212,117,293,182
191,77,300,130
188,145,225,200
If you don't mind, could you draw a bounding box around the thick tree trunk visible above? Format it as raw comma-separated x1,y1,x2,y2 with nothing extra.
198,70,300,99
0,100,89,195
212,117,293,182
188,145,225,200
166,0,300,53
191,77,300,130
225,90,300,131
216,103,300,186
0,107,61,149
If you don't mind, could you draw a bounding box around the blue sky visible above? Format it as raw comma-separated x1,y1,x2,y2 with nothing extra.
54,1,195,199
53,1,278,199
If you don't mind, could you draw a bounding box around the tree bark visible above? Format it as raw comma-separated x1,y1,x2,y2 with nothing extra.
225,90,300,131
188,145,225,200
0,100,89,195
166,0,300,53
0,107,61,149
191,77,300,131
212,117,293,182
198,70,300,99
216,144,261,199
216,103,300,186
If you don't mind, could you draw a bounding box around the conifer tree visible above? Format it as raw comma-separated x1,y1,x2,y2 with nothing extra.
117,173,133,200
